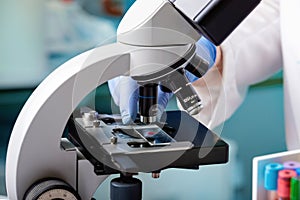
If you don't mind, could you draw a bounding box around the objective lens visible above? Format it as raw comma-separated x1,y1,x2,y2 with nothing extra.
161,69,202,115
139,84,158,123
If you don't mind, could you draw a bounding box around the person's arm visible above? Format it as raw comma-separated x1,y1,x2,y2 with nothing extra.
191,0,282,129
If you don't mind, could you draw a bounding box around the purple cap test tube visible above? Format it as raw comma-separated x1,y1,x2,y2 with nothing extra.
283,161,300,170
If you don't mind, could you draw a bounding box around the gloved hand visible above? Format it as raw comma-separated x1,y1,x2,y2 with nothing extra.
185,37,216,82
108,37,216,124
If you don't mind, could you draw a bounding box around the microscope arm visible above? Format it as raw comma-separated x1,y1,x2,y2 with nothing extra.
5,43,132,200
6,39,195,199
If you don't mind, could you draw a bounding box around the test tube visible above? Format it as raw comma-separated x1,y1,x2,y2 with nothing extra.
283,161,300,170
290,176,300,200
264,163,284,200
278,169,297,200
296,168,300,176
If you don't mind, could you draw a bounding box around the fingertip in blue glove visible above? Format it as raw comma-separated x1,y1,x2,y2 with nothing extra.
108,76,139,124
108,76,173,124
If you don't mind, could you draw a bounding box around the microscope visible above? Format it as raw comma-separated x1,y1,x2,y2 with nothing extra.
5,0,260,199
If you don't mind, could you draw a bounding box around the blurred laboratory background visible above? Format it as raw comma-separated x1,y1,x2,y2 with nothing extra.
0,0,286,199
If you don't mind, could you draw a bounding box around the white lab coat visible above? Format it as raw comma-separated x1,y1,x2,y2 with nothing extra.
192,0,300,150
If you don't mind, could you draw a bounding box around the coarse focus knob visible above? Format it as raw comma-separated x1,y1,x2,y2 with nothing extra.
24,178,81,200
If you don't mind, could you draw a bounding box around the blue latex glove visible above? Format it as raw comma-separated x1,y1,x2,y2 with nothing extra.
185,37,216,82
108,37,216,124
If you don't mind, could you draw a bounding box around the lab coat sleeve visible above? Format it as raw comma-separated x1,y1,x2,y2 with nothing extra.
189,0,282,130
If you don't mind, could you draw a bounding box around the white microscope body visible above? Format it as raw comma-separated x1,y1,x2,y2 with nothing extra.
5,0,260,199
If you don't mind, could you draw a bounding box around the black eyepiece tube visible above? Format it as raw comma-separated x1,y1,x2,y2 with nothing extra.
194,0,261,45
139,83,158,124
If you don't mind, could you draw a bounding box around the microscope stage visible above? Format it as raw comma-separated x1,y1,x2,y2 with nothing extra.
68,110,228,174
